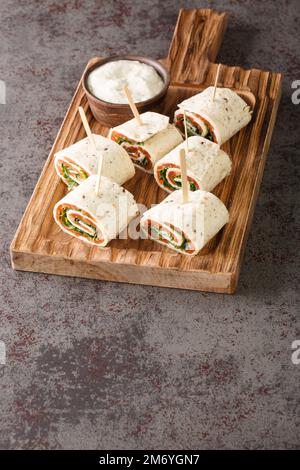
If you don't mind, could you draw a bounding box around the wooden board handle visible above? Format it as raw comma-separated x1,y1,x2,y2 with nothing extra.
167,8,228,83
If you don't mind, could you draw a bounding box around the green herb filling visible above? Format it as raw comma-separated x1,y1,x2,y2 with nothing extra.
150,225,189,251
159,168,197,191
176,117,214,141
61,208,98,240
61,163,88,190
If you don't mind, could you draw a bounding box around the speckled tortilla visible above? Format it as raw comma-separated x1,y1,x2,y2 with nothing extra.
109,112,170,142
175,86,252,144
109,118,183,173
140,124,183,172
54,134,135,187
154,136,232,193
53,175,139,247
141,189,229,255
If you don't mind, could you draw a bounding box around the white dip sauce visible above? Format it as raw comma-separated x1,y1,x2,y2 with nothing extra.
87,60,164,104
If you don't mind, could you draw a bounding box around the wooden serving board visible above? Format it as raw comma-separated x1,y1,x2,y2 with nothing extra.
10,9,282,293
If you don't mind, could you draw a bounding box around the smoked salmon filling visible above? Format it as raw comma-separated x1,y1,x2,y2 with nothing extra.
56,157,89,190
55,204,103,244
175,112,216,143
144,219,196,254
110,131,152,171
156,164,199,192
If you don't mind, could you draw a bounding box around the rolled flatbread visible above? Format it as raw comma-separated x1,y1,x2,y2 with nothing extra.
140,189,229,255
53,175,139,247
154,136,232,193
108,111,183,173
174,87,252,145
54,134,135,190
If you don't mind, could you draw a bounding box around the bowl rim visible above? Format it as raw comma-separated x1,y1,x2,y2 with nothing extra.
82,55,170,110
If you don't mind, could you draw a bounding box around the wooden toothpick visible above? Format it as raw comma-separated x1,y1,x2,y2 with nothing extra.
123,84,143,126
183,110,189,154
212,63,221,102
78,106,103,196
179,148,189,204
95,150,103,196
78,106,97,149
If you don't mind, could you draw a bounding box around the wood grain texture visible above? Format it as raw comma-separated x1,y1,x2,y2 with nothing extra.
166,8,228,83
10,8,282,293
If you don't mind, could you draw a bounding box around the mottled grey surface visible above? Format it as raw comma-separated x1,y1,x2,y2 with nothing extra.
0,0,299,450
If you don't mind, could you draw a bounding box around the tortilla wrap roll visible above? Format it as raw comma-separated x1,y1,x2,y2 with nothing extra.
174,87,252,145
54,175,139,247
154,136,232,193
54,134,135,190
140,189,229,256
109,111,183,173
